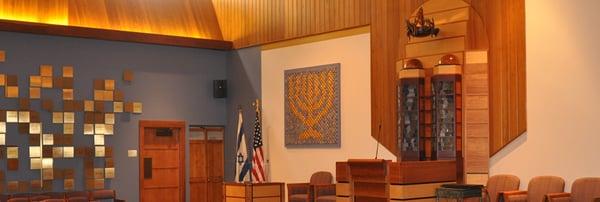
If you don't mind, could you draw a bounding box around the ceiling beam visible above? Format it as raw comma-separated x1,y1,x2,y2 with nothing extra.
0,19,233,50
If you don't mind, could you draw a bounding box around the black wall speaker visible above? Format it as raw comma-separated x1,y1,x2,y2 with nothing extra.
213,80,227,98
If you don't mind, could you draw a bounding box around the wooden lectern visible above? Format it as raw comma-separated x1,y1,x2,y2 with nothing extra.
223,182,285,202
347,159,390,202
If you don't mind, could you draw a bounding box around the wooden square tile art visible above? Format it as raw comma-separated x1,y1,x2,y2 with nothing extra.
64,123,74,134
105,113,115,124
42,180,52,192
53,147,63,158
6,75,17,86
105,167,115,179
0,133,4,145
29,134,40,146
18,111,30,123
40,65,53,77
30,111,40,122
105,124,114,135
42,99,53,111
63,66,73,77
73,100,84,111
124,102,133,113
30,76,42,87
52,112,63,123
7,147,18,159
84,100,94,112
42,158,53,169
53,168,64,179
94,112,105,123
104,80,115,91
123,69,133,82
42,168,53,180
63,112,75,123
30,87,41,99
133,102,142,113
94,135,104,145
8,159,18,170
0,74,5,86
104,90,113,101
63,100,75,112
94,168,104,179
7,181,18,192
84,124,94,135
105,147,113,157
54,77,63,89
63,89,74,100
0,170,3,180
30,158,42,170
93,79,104,90
43,134,53,145
84,112,94,124
18,123,29,134
0,122,5,133
6,111,18,123
94,90,104,100
29,146,41,158
95,146,105,157
19,98,30,110
114,90,124,101
113,102,123,113
64,168,75,179
94,179,105,189
41,76,53,88
43,147,53,158
30,123,41,134
0,50,4,62
94,124,105,135
18,181,30,193
94,101,105,112
5,86,19,98
64,179,74,191
63,147,74,158
105,158,114,167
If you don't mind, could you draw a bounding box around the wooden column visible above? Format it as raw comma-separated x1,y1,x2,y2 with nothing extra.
370,0,401,156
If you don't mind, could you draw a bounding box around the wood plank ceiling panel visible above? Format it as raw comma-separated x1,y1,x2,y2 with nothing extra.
212,0,370,48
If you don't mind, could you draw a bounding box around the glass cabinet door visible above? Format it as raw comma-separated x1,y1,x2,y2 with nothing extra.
431,75,461,160
398,78,425,161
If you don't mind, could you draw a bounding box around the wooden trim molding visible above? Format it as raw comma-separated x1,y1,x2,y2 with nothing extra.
0,19,233,50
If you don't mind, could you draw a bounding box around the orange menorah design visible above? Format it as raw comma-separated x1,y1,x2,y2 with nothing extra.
287,69,336,141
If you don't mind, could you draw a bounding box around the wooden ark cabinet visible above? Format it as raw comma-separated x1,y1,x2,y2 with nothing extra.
189,126,224,202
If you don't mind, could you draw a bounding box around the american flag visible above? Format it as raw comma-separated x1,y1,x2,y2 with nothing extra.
251,110,267,182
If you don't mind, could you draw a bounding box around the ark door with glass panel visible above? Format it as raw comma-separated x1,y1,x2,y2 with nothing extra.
189,126,224,202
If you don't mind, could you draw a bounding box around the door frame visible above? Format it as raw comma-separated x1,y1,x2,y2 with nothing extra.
139,120,186,202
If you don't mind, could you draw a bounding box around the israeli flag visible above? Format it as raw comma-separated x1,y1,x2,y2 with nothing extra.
235,111,251,182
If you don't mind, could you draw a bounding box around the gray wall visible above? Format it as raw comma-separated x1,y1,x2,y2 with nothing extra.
224,47,262,182
0,31,228,202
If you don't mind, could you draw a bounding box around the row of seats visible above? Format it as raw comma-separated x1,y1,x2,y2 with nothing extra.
488,175,600,202
0,189,124,202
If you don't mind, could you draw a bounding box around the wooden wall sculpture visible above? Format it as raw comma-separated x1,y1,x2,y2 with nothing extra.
371,0,526,161
212,0,371,48
0,52,142,193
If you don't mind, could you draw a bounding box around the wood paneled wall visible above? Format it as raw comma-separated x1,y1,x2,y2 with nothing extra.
468,0,527,155
370,0,401,156
372,0,526,158
0,0,224,39
212,0,371,48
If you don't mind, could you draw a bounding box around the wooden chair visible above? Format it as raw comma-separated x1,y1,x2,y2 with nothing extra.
287,171,334,202
89,189,125,202
502,176,565,202
485,174,520,202
547,177,600,202
65,191,89,202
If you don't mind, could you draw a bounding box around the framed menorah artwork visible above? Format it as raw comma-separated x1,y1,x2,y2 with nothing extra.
284,63,341,147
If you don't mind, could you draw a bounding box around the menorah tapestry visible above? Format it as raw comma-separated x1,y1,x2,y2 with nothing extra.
284,63,340,147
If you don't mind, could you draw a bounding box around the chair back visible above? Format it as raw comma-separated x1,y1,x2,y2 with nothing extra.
90,189,116,200
527,176,565,202
487,174,520,202
310,171,333,186
7,198,29,202
571,177,600,202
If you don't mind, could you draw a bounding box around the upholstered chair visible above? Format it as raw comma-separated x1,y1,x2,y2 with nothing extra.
89,189,125,202
547,177,600,202
65,191,89,202
484,174,520,202
287,171,334,202
502,176,565,202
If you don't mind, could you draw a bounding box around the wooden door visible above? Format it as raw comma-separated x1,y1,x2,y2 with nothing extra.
189,126,223,202
139,121,185,202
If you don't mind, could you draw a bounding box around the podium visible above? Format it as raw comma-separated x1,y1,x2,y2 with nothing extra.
337,160,457,202
347,159,390,202
223,182,284,202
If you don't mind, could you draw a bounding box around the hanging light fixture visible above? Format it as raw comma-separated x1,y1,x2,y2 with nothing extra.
406,7,440,39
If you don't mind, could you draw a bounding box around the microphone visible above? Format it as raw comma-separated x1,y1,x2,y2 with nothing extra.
375,123,382,159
